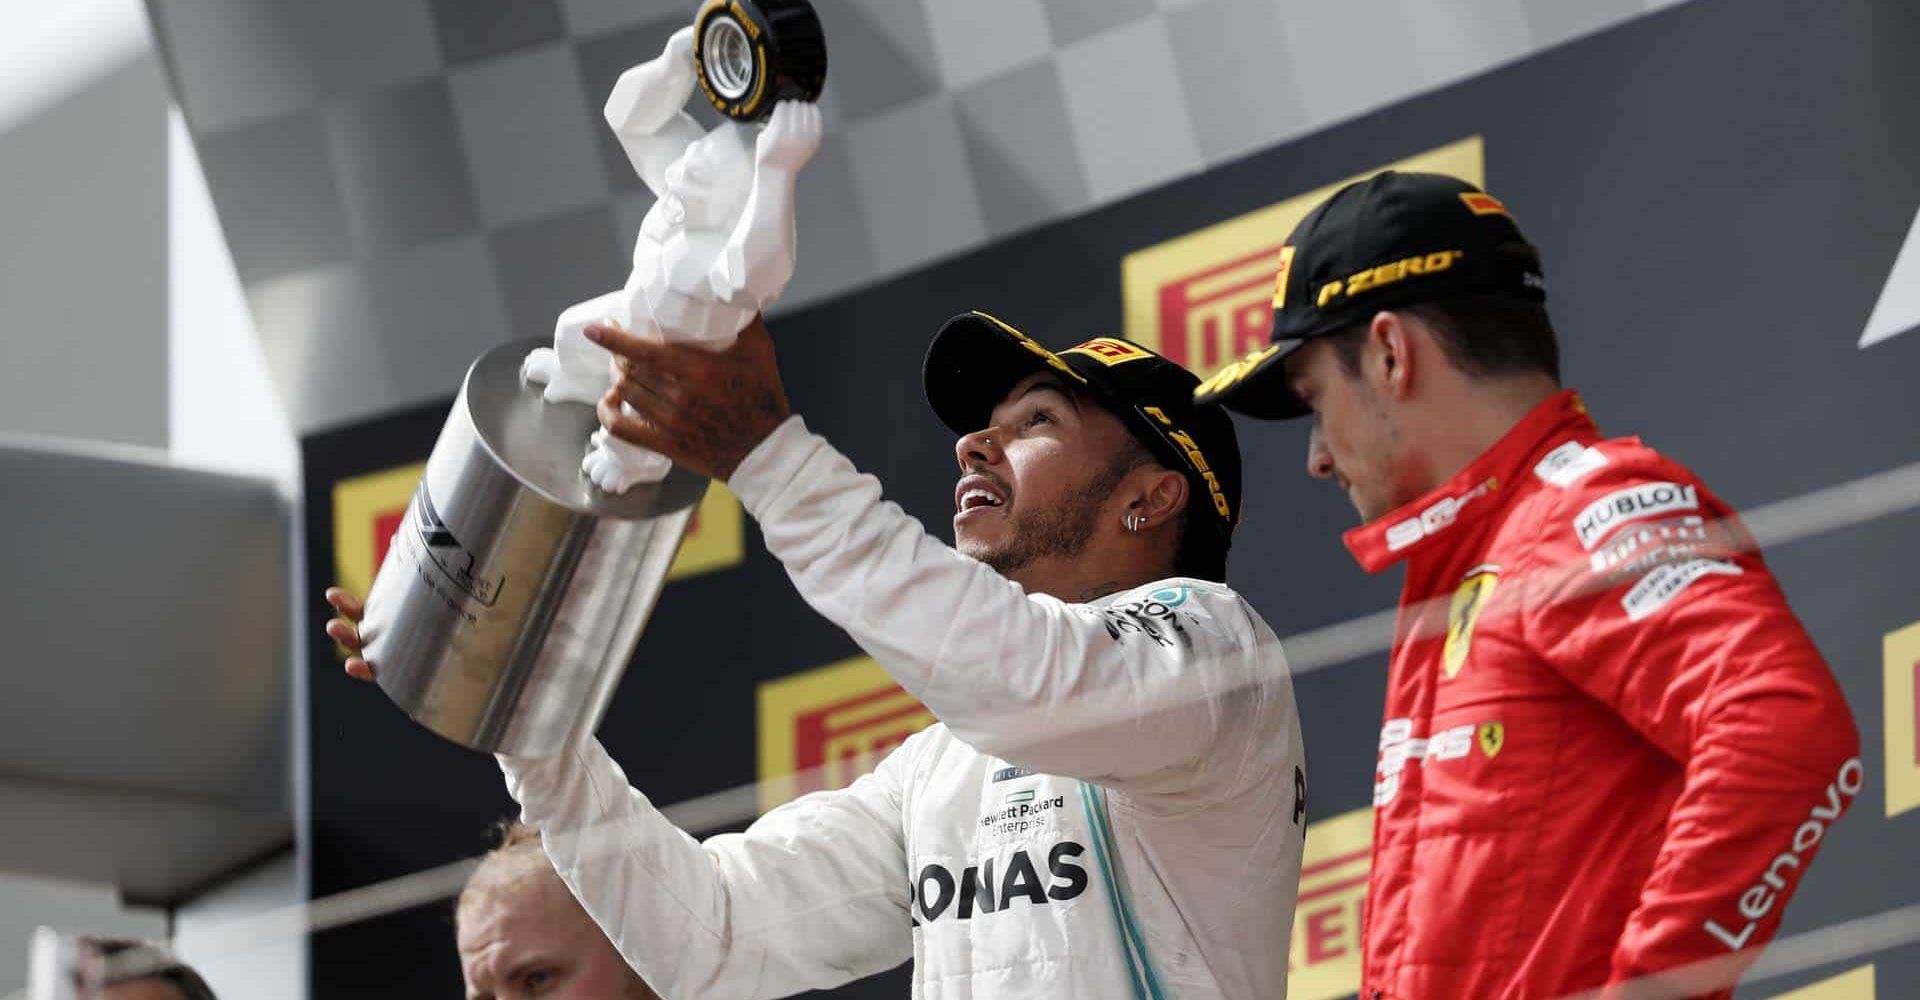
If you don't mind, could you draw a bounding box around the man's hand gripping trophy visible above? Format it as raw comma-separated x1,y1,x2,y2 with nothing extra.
521,25,823,494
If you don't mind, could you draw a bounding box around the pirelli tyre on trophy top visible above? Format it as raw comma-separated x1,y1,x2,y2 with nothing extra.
694,0,828,122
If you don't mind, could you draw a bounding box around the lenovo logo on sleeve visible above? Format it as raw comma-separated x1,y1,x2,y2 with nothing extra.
1703,758,1863,951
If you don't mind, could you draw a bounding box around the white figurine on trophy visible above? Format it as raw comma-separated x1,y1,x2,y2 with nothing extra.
359,0,827,757
523,16,823,494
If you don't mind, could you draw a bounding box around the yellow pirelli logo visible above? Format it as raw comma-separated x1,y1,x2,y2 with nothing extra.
330,466,744,600
1885,620,1920,818
1288,807,1373,1000
1063,337,1153,366
671,481,747,580
332,463,428,600
1459,191,1511,217
757,656,936,813
1767,965,1876,999
1122,137,1486,381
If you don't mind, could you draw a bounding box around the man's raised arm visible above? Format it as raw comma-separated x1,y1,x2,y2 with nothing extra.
727,417,1286,797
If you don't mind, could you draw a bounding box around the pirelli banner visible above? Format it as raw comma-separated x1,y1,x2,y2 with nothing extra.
302,0,1920,995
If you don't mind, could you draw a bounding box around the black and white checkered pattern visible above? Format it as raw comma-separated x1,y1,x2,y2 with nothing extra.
149,0,1675,433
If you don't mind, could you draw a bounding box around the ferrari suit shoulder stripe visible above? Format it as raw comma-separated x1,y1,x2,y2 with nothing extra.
1079,783,1166,1000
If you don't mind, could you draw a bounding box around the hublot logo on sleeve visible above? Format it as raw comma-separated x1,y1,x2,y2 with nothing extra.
1573,482,1699,549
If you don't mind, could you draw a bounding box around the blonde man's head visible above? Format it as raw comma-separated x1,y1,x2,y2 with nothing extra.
455,822,658,1000
457,822,550,917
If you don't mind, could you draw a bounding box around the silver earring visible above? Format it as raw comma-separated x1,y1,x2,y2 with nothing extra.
1126,513,1144,532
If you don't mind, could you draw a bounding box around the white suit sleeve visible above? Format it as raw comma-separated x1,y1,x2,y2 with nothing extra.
727,416,1283,800
499,735,913,1000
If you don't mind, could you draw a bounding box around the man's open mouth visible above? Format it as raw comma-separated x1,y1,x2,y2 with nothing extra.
955,474,1008,513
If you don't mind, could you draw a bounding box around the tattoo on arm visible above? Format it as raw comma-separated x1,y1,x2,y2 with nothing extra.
691,370,790,478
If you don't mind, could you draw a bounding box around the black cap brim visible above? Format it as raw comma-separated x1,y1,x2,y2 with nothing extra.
924,312,1091,435
1191,338,1311,420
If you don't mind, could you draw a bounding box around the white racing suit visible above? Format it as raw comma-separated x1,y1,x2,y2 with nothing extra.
500,416,1306,999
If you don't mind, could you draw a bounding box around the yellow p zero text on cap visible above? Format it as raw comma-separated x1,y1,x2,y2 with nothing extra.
1141,405,1232,520
1123,137,1485,381
1315,250,1463,309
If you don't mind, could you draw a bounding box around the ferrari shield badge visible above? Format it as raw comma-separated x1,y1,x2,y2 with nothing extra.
1478,721,1505,759
1443,566,1499,679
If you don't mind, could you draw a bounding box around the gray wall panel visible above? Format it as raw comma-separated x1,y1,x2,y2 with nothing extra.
0,439,292,903
0,57,169,449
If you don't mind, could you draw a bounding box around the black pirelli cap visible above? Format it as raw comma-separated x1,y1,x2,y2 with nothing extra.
1192,170,1546,419
924,311,1241,579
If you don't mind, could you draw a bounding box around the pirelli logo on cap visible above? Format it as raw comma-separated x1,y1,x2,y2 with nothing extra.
1288,807,1372,1000
1459,192,1512,217
1121,137,1486,381
330,465,744,600
757,656,936,813
1063,337,1152,367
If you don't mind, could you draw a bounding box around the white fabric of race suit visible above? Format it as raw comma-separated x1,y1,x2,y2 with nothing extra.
500,416,1306,1000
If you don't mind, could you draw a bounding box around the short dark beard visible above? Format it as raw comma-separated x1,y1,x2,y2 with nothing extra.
974,449,1142,577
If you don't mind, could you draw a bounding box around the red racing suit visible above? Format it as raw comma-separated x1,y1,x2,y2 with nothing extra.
1346,391,1860,1000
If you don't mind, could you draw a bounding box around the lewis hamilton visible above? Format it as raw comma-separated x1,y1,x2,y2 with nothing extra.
328,312,1306,999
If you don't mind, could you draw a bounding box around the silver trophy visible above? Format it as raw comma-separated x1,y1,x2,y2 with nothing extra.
358,0,827,757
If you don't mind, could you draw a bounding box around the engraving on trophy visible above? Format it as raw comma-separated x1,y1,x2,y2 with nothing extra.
410,486,503,608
